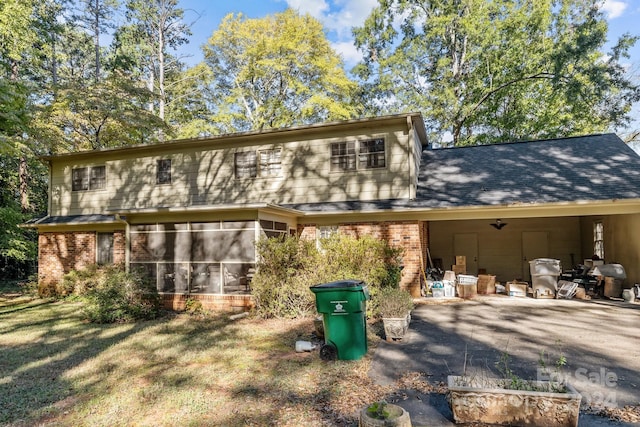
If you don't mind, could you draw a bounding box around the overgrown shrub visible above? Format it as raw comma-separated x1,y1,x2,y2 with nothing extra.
82,265,161,323
251,235,321,318
251,233,404,318
36,264,100,298
317,233,403,295
52,264,161,323
373,286,414,319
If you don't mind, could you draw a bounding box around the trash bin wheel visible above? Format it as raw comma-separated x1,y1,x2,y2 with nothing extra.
319,343,337,361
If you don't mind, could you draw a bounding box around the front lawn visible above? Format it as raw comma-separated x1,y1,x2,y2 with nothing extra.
0,298,426,426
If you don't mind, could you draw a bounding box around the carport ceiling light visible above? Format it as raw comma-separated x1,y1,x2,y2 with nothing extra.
490,219,507,230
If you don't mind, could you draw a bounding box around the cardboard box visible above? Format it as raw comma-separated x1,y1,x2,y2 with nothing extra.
574,287,589,300
506,281,528,297
455,255,466,266
452,264,466,275
477,274,496,294
457,283,477,299
604,277,622,298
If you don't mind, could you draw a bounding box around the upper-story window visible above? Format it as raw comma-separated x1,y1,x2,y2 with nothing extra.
235,148,282,178
235,152,257,178
330,141,356,171
359,138,386,169
259,149,282,177
72,165,106,191
330,138,385,172
157,159,172,185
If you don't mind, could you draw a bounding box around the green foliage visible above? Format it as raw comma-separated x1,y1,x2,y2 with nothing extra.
48,264,161,323
251,235,321,319
0,0,36,68
184,297,203,315
494,350,568,393
202,9,360,133
251,233,404,319
366,401,391,420
373,286,414,319
82,265,161,323
354,0,640,146
36,72,171,152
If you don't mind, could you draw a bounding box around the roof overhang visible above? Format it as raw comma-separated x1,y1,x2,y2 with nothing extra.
40,112,428,162
21,214,124,229
107,203,303,218
295,198,640,223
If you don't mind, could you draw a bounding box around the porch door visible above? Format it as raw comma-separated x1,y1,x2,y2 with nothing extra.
522,231,549,281
97,232,114,265
453,233,478,275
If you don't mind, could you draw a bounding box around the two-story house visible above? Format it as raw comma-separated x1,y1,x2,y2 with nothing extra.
28,113,428,310
26,112,640,310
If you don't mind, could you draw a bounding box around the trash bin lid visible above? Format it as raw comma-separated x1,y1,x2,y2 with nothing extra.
310,279,365,290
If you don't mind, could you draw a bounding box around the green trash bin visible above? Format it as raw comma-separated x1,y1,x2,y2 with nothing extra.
310,279,370,361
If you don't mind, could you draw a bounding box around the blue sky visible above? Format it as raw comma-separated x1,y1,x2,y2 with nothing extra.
178,0,640,72
176,0,640,141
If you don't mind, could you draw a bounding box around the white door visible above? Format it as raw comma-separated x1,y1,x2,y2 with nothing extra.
522,231,549,281
453,233,478,275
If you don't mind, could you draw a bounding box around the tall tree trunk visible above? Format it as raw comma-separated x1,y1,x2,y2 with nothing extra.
52,31,58,87
94,0,100,83
148,67,154,113
11,59,30,212
19,156,29,212
158,32,165,120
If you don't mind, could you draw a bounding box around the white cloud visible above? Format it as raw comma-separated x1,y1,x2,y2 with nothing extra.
323,0,379,38
601,0,628,19
332,41,363,65
286,0,377,39
284,0,329,20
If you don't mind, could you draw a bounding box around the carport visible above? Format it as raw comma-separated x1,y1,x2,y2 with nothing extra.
415,134,640,286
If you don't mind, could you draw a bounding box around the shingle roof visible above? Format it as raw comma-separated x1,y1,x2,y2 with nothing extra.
415,133,640,208
286,133,640,212
23,214,118,226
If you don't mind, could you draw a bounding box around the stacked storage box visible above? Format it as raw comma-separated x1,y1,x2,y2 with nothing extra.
452,255,466,275
529,258,561,298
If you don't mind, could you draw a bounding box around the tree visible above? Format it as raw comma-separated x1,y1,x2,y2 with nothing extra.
202,9,360,133
36,73,171,152
353,0,640,146
124,0,191,121
0,0,37,79
74,0,119,83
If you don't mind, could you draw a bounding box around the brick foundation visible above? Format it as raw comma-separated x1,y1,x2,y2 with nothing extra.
298,220,428,297
162,294,255,312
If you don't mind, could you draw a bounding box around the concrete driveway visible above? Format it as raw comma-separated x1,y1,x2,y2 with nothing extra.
369,295,640,426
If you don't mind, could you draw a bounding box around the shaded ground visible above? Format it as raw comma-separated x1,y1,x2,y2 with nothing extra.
370,295,640,426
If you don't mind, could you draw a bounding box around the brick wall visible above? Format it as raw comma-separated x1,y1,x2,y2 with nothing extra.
298,221,428,297
38,230,126,285
114,230,126,264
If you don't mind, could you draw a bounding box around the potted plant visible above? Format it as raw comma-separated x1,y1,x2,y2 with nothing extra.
376,287,414,341
447,352,581,427
359,400,412,427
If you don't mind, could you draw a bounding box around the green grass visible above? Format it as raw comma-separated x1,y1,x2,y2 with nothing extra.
0,299,399,427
